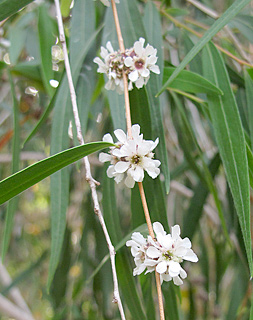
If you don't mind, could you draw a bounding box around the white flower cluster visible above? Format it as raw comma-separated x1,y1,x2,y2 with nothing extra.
126,222,198,285
93,38,160,94
99,124,160,188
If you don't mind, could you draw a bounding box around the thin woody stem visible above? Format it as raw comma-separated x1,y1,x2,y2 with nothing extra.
111,0,132,138
111,1,165,319
155,272,165,320
54,1,126,319
138,182,155,239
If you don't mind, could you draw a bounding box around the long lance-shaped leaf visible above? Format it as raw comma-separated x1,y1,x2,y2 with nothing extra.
0,0,34,21
0,142,113,206
245,69,253,150
157,0,252,96
38,4,56,97
246,143,253,189
48,0,96,289
2,71,21,260
203,42,252,276
163,67,223,95
143,2,170,193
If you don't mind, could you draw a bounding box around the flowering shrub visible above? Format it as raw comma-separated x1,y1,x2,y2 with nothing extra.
93,38,160,93
99,124,160,188
126,222,198,285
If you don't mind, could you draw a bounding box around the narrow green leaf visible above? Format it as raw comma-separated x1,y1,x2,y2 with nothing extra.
172,92,230,242
203,42,252,276
38,4,56,97
2,71,20,260
0,142,113,206
183,153,221,239
163,282,179,320
245,69,253,150
11,61,42,82
60,0,72,17
163,67,223,95
101,166,147,319
0,0,34,22
230,15,253,44
130,87,168,227
143,2,170,193
23,74,61,146
157,0,252,96
246,143,253,189
48,0,96,289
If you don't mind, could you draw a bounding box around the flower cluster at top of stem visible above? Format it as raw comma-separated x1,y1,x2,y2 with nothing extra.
93,38,160,94
99,124,160,188
99,0,119,6
126,222,198,286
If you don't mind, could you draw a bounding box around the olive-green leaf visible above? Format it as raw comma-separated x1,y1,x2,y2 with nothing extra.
157,0,252,96
0,0,34,21
163,67,223,95
0,142,113,206
203,42,252,276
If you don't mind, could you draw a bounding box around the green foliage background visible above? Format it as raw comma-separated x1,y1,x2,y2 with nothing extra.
0,0,252,319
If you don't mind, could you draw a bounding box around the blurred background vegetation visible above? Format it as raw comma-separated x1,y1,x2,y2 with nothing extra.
0,0,252,319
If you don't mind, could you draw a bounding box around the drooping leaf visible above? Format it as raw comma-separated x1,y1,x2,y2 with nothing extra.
143,1,170,193
38,4,56,97
246,143,253,189
230,14,253,44
183,153,221,239
130,87,168,228
48,0,96,289
102,167,147,319
2,71,21,260
157,0,252,95
163,67,223,95
244,69,253,150
203,42,252,276
0,0,34,22
0,142,113,206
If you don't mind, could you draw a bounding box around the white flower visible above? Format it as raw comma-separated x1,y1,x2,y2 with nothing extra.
99,0,120,7
93,37,160,93
126,232,148,276
124,37,160,89
99,124,160,188
126,222,198,286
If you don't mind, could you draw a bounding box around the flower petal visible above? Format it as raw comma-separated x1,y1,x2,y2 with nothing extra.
99,152,111,162
153,222,166,237
124,56,133,67
124,175,135,188
156,261,167,274
102,133,114,143
129,69,139,82
115,161,129,173
173,276,183,286
146,246,161,259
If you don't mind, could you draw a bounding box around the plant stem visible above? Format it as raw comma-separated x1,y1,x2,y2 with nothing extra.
111,1,165,319
54,1,126,319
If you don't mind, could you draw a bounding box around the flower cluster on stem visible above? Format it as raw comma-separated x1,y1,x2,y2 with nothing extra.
93,38,160,93
126,222,198,285
99,124,160,188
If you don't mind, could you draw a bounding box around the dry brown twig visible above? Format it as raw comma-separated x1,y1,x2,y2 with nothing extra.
54,0,126,319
